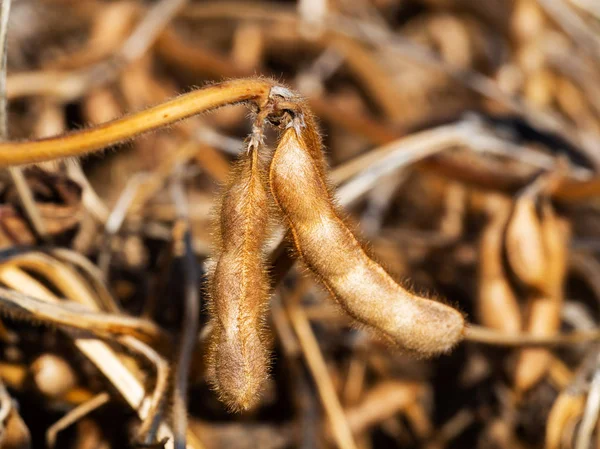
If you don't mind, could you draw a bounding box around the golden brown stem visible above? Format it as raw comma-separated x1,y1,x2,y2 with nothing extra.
0,79,273,167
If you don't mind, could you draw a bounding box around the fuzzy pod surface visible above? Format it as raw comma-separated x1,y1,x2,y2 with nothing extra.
269,119,465,356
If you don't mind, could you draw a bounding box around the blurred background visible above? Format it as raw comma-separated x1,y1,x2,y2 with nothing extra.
1,0,600,448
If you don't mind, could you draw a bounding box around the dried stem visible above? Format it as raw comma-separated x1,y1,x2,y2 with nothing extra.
117,0,189,65
0,254,200,449
170,178,200,448
0,284,164,344
285,291,358,449
46,392,111,448
0,78,274,167
465,324,600,347
120,336,170,446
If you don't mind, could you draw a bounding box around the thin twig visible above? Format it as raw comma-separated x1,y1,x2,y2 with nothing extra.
46,392,111,448
97,174,149,278
170,175,200,449
119,336,170,446
118,0,189,64
331,119,591,191
296,46,344,96
51,248,121,314
465,324,600,347
0,283,164,344
65,160,110,223
284,285,358,449
333,124,465,205
7,169,48,239
129,140,207,215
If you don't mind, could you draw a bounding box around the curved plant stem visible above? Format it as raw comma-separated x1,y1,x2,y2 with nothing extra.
120,336,170,446
0,78,274,167
46,392,111,448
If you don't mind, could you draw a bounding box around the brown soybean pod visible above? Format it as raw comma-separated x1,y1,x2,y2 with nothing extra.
478,198,522,333
206,145,271,411
515,202,569,392
269,118,465,356
505,192,547,291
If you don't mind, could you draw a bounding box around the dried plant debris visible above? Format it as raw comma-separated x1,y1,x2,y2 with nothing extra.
0,0,599,448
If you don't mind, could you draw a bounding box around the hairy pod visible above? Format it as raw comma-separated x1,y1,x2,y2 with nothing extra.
269,116,465,356
206,145,271,411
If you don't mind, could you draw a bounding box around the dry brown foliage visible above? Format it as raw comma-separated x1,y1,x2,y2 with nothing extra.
2,1,600,449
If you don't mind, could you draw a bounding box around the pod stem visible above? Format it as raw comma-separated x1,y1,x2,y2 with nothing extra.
0,78,275,167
